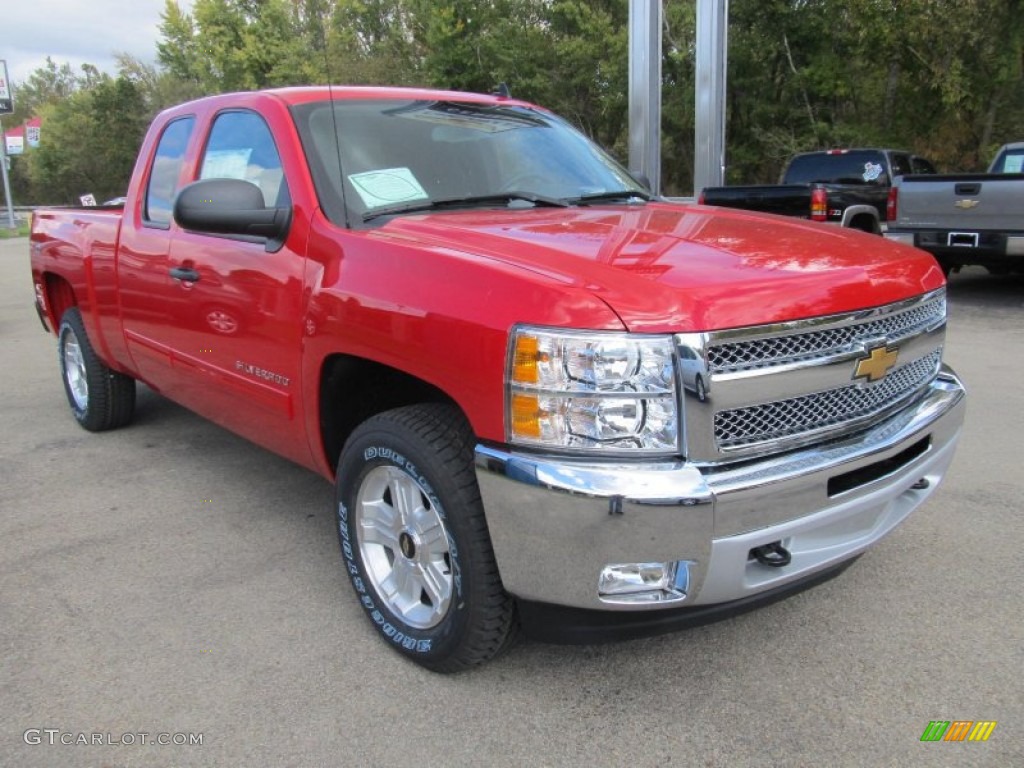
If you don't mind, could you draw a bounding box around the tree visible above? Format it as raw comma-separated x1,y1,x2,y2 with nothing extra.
158,0,315,94
26,75,148,203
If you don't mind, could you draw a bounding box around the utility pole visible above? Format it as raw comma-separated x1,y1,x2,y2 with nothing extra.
0,119,15,229
0,60,17,229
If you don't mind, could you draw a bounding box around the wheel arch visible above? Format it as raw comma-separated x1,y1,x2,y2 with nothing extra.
318,353,465,475
42,272,78,331
841,205,881,234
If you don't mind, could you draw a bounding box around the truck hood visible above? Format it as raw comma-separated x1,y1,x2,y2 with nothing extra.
378,202,945,332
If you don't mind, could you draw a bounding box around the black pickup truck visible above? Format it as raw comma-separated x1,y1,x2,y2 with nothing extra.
700,149,936,234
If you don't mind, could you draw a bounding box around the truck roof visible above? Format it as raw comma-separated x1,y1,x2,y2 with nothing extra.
165,86,537,113
790,148,912,157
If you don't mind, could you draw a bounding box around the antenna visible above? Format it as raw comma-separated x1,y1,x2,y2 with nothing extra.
493,83,512,98
317,6,350,229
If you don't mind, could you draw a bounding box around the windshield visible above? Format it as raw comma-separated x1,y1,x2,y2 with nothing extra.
290,99,646,226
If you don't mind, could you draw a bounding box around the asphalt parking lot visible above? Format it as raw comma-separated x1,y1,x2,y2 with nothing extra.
1,236,1021,767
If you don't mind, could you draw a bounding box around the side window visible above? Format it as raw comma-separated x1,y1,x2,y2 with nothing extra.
200,111,289,207
911,156,937,175
146,117,195,226
889,153,912,179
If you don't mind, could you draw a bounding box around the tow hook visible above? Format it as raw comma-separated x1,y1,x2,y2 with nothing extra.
751,541,792,568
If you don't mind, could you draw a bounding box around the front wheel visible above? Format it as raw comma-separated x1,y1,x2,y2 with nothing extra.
335,404,517,672
58,307,136,431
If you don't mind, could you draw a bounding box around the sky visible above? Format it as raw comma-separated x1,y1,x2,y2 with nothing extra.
3,0,195,86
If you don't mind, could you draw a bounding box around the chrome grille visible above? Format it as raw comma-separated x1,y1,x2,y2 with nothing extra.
714,350,942,449
707,295,945,373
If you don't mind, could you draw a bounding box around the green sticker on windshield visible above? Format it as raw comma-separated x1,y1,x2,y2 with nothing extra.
349,168,429,208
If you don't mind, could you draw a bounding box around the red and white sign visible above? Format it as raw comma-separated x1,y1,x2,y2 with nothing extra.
5,125,24,155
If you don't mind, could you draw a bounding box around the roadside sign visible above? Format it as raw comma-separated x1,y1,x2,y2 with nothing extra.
0,61,13,114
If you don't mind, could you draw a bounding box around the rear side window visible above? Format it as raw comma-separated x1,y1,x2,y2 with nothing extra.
146,117,195,226
990,148,1024,173
199,110,289,207
783,151,889,185
911,156,937,174
889,153,912,178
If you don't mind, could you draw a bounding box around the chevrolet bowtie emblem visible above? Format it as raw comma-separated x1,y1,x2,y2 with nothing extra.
954,199,980,209
854,346,899,383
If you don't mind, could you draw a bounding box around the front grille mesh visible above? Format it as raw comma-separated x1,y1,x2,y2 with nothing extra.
714,350,942,449
707,296,945,373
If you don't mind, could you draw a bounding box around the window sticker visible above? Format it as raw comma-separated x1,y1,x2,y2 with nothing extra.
862,162,884,182
201,149,253,180
1002,154,1023,173
348,167,429,208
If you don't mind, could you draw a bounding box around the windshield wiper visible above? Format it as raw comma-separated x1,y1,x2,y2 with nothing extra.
566,189,653,205
362,192,569,222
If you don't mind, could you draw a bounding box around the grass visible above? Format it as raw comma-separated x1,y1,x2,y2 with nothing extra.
0,220,30,239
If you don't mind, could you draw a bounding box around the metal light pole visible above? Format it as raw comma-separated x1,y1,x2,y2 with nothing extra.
0,119,16,229
0,60,17,229
628,0,662,194
694,0,729,196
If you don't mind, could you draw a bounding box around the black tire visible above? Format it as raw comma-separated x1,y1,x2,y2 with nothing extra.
58,307,136,432
335,404,517,672
695,375,707,402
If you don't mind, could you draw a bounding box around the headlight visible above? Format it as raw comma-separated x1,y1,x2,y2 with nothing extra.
506,326,679,454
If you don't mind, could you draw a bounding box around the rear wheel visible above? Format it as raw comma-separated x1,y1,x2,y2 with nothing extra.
58,308,136,431
335,404,517,672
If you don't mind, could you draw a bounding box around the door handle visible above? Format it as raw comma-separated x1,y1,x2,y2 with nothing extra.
169,266,201,282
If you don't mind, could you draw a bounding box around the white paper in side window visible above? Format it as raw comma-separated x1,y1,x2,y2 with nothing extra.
201,149,253,180
348,168,429,208
1003,154,1024,173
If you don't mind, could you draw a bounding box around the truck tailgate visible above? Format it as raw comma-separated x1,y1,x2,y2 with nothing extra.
894,174,1024,231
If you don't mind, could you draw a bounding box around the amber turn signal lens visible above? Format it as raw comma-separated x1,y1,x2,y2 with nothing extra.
512,334,542,384
510,393,543,439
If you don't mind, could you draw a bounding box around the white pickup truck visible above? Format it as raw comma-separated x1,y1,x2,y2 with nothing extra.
884,142,1024,275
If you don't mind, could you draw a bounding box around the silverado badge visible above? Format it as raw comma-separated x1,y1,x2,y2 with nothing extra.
854,346,899,383
954,199,980,209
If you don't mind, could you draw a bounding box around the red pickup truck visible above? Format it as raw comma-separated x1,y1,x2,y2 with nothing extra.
30,87,966,671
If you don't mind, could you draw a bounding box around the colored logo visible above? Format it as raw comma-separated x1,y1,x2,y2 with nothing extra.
953,199,980,209
853,345,899,383
920,720,997,742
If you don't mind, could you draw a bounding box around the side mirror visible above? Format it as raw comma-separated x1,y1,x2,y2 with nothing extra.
173,178,291,252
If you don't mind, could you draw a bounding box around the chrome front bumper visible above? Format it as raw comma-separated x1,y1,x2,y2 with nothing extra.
474,367,965,612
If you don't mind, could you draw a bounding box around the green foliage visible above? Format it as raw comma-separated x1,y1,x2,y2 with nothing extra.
720,0,1024,187
25,75,148,204
11,0,1024,202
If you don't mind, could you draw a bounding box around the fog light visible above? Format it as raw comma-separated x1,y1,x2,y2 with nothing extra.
598,561,692,605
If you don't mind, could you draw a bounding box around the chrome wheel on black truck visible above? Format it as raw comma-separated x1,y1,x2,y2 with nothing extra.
334,404,516,672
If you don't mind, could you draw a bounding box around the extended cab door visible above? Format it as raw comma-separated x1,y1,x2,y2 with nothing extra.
118,115,197,381
133,108,311,466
